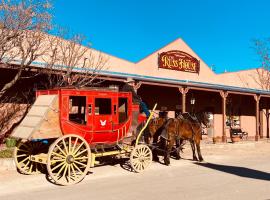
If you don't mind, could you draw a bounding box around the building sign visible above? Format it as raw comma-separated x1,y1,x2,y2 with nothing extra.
158,50,200,73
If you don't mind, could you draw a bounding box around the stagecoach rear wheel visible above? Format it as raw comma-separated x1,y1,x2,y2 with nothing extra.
14,141,47,175
47,134,91,186
130,145,152,173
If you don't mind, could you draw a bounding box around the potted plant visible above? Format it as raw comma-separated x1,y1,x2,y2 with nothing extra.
231,136,240,143
213,136,222,144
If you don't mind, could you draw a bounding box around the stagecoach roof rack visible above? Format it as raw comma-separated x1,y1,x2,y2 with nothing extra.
44,85,120,92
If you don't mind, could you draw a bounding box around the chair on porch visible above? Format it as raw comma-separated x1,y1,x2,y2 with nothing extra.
230,128,248,140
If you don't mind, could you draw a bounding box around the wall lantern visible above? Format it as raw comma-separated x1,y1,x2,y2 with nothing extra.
190,97,196,105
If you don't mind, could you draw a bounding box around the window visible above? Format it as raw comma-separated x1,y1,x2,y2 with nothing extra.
95,98,111,115
69,96,86,125
118,98,128,123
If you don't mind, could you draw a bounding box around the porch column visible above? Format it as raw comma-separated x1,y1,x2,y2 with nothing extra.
254,95,261,141
220,91,228,143
260,110,264,138
179,87,189,113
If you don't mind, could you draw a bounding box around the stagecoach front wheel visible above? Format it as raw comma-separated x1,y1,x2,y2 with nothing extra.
130,145,152,173
14,141,47,175
47,134,91,186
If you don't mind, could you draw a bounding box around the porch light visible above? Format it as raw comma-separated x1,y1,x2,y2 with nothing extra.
190,97,196,105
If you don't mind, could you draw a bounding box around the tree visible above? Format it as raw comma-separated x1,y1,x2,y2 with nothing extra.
40,29,108,89
253,38,270,138
0,1,108,140
0,0,52,99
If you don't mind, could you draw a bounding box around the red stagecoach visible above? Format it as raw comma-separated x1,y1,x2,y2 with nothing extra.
11,87,156,185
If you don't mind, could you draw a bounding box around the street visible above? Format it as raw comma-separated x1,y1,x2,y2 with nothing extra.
0,142,270,200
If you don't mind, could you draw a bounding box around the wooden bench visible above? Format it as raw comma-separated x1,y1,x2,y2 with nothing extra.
230,128,248,140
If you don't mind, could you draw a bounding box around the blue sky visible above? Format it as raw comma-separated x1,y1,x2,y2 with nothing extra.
52,0,270,73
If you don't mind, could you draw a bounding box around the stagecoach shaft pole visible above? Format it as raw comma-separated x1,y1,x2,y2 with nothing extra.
135,103,157,146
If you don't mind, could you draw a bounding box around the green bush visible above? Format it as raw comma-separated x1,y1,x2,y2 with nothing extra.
0,148,13,158
5,138,17,148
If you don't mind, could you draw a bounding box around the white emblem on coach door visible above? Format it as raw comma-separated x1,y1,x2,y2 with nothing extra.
100,119,106,126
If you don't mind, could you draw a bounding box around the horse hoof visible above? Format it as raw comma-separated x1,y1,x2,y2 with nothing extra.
176,156,181,160
164,159,170,166
199,158,204,162
165,162,170,166
193,158,198,161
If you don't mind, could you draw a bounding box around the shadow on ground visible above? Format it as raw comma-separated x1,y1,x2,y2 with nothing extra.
195,162,270,181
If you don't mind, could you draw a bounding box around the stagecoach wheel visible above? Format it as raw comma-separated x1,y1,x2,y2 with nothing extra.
47,134,91,186
130,145,152,173
14,141,46,175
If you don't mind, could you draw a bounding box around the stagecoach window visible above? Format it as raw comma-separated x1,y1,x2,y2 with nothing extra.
69,96,86,125
95,98,111,115
118,98,128,123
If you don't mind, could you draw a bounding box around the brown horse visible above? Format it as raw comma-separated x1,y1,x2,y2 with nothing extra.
154,112,210,165
144,117,167,144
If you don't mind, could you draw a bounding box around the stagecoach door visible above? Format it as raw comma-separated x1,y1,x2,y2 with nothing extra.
93,97,113,134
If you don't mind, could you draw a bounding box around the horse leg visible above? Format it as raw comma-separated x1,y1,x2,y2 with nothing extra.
195,138,204,162
190,140,198,161
161,137,170,166
164,139,174,166
175,138,181,160
152,147,159,162
143,127,150,144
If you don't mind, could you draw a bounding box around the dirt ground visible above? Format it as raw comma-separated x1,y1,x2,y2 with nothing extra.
0,140,270,200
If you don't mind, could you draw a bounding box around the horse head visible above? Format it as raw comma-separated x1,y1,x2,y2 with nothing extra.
196,111,210,128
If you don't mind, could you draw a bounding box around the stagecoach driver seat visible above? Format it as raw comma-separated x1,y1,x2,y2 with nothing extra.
121,77,150,137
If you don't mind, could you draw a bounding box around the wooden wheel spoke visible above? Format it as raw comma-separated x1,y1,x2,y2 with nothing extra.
56,163,67,178
68,137,72,153
56,145,67,156
51,158,65,164
51,151,66,159
21,160,30,169
74,156,88,161
21,143,30,149
19,156,29,165
130,145,152,173
51,161,65,172
74,161,87,168
47,135,90,185
17,149,29,153
62,164,68,180
62,139,69,155
70,164,78,180
133,151,139,157
68,165,71,183
71,138,79,154
16,154,28,158
72,162,83,174
74,149,87,158
142,147,148,154
73,143,84,156
29,163,33,174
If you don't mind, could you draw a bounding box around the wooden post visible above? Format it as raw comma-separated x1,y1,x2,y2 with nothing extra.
220,91,228,143
254,95,261,141
260,110,264,138
179,87,189,113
